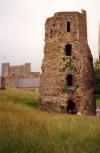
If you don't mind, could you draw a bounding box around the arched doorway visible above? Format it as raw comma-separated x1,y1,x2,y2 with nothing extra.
67,100,77,114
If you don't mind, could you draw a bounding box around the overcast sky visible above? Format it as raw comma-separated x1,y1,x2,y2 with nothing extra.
0,0,100,73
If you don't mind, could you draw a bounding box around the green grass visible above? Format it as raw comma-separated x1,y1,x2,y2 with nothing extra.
96,94,100,104
0,88,40,107
0,88,100,153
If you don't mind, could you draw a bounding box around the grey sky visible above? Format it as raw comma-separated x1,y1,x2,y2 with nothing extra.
0,0,100,73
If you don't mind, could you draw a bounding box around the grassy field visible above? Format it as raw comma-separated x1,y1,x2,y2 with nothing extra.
0,88,40,107
0,89,100,153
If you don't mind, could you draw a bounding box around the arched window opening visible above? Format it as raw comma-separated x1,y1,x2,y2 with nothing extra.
67,22,70,32
67,100,77,114
65,44,72,56
67,74,73,86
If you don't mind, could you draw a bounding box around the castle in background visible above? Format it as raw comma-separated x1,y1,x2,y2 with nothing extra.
0,63,40,91
2,63,31,77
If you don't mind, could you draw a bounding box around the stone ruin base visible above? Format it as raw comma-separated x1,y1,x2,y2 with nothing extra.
39,94,96,115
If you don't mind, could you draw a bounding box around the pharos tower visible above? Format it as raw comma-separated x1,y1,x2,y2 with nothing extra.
40,10,96,115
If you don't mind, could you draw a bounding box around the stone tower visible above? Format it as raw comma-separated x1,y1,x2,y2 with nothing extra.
2,63,9,77
40,10,96,115
24,63,31,73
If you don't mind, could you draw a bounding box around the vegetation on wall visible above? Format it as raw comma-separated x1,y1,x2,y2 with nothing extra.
94,59,100,94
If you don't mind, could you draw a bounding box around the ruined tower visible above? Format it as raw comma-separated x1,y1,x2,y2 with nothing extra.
40,10,96,115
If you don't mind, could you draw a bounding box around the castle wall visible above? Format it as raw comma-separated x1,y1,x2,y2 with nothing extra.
1,63,40,89
2,63,31,77
40,10,96,115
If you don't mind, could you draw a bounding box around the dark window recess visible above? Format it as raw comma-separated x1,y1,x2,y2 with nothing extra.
65,44,72,56
67,74,73,86
67,100,77,114
50,29,53,38
67,22,70,32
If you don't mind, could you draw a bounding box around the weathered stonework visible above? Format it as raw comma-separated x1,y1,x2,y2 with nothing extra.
40,10,96,115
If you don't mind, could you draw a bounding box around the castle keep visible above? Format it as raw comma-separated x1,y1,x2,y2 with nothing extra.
40,10,96,115
1,63,40,91
2,63,31,77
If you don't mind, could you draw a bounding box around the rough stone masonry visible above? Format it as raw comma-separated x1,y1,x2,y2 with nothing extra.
40,10,96,115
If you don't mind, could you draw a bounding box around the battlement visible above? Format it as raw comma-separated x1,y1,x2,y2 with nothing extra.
2,63,31,77
1,63,40,89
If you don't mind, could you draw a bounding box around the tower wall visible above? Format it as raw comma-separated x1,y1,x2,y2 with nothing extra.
40,10,96,115
2,63,9,77
24,63,31,73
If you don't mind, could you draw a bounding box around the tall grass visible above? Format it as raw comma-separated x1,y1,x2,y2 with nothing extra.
0,89,100,153
0,88,40,107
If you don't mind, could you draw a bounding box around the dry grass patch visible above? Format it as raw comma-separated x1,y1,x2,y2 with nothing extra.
0,89,100,153
0,102,100,153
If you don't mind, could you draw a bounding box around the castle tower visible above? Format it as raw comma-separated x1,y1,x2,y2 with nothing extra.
2,63,10,77
24,63,31,73
40,10,96,115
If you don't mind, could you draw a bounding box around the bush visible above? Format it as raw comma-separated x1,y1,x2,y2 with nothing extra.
94,59,100,94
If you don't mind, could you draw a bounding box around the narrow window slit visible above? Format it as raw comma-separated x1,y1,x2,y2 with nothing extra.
67,74,73,86
65,44,72,56
67,22,70,32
